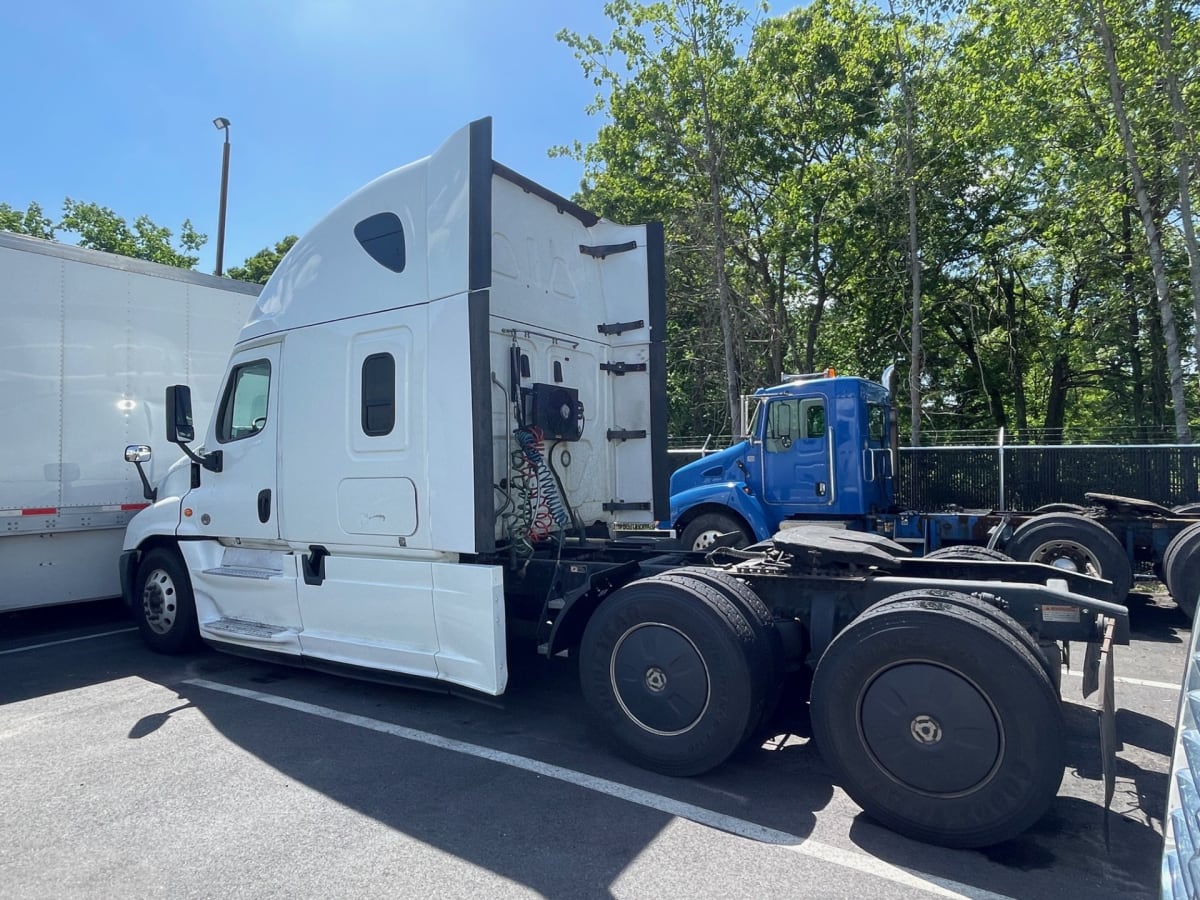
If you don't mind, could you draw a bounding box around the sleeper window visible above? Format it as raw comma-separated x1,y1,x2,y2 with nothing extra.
362,352,396,436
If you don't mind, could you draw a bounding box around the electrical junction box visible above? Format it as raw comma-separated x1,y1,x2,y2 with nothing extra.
528,383,582,441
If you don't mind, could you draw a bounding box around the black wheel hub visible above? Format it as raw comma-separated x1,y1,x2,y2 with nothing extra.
611,624,709,735
860,662,1001,795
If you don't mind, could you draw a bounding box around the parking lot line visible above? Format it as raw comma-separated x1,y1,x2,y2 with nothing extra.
185,677,1014,900
0,627,137,656
1064,669,1181,691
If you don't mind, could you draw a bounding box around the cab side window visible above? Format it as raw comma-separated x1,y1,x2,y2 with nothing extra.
765,400,799,453
217,359,271,443
868,403,886,444
803,401,826,439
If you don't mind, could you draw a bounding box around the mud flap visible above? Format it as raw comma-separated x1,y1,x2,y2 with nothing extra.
1097,618,1118,847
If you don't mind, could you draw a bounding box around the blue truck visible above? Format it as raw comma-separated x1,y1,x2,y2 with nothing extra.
668,370,1200,618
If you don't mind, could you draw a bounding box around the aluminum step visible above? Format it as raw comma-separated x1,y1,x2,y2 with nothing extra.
202,565,281,580
201,617,296,642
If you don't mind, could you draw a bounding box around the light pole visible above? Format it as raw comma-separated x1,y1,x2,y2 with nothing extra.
213,117,231,276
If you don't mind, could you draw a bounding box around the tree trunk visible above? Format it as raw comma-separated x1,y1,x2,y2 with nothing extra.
1000,268,1028,434
1158,1,1200,408
885,1,922,445
1094,0,1191,441
1121,202,1148,440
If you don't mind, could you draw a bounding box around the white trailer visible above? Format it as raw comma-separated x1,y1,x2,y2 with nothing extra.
0,232,259,611
121,119,1128,849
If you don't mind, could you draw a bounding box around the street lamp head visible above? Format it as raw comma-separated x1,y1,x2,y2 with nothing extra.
213,117,230,130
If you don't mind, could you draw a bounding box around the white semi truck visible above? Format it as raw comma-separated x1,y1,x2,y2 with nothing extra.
120,119,1129,849
0,232,259,611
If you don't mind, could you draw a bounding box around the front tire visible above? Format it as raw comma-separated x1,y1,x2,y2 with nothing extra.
679,512,752,553
579,576,759,776
134,546,200,654
810,596,1064,848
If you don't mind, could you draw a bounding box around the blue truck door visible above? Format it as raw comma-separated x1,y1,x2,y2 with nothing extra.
862,399,891,510
761,397,831,510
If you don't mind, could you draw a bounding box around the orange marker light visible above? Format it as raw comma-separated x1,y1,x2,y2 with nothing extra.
183,508,193,517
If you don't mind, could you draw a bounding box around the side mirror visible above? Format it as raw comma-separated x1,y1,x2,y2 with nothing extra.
165,385,195,444
124,444,156,502
164,384,222,472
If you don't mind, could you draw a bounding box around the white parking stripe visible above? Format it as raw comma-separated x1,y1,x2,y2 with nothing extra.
1064,669,1181,691
0,627,137,656
186,677,1014,900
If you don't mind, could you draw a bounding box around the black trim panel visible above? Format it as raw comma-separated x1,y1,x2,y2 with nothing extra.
645,222,670,520
645,222,667,342
468,289,495,553
468,118,493,293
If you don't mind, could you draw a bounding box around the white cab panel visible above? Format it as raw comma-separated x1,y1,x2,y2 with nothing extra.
182,540,302,656
488,176,659,528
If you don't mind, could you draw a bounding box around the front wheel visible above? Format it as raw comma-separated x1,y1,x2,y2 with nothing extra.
810,596,1064,848
679,512,752,552
134,547,201,654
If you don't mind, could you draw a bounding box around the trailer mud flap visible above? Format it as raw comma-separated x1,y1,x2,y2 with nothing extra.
1095,618,1118,845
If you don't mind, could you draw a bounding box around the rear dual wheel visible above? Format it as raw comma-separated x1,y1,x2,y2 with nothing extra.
924,546,1013,562
1163,522,1200,620
810,593,1064,848
579,575,766,776
1005,512,1133,604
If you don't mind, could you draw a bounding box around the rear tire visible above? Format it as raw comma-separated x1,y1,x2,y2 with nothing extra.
680,512,752,553
924,546,1013,562
1005,512,1133,604
134,546,201,654
660,567,784,732
1164,522,1200,620
810,596,1064,848
869,588,1060,693
579,576,759,776
1032,503,1085,514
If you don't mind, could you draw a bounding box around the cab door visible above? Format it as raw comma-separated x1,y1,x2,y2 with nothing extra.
186,342,282,542
761,396,832,511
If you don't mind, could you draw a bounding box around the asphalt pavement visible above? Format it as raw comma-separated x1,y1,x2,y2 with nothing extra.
0,590,1185,899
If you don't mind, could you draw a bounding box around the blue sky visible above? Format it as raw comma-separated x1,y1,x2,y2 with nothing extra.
0,0,655,273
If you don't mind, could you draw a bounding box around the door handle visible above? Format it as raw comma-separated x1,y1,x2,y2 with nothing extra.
257,489,271,523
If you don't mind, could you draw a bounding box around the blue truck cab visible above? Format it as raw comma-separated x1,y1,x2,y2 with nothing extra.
670,372,894,550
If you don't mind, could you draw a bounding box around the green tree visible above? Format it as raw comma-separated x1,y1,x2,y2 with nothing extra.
0,201,55,239
561,0,762,434
227,236,299,284
58,198,206,269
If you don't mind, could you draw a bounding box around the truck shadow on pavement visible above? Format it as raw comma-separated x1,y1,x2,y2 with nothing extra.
0,604,1168,899
1124,592,1189,644
148,646,1164,899
142,647,839,898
